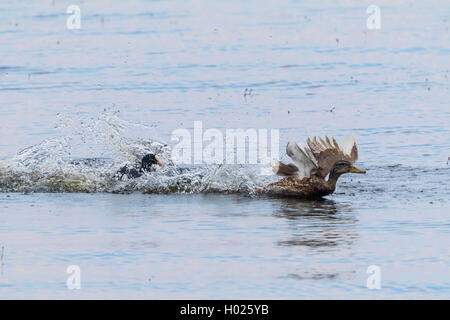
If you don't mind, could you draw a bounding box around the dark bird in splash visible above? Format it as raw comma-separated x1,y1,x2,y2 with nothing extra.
262,136,365,199
116,154,163,180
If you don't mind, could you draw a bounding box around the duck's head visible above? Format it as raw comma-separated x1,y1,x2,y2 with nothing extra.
141,153,164,172
331,160,366,175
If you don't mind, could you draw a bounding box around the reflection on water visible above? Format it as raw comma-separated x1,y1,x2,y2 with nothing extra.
275,198,357,250
275,198,344,217
272,198,358,282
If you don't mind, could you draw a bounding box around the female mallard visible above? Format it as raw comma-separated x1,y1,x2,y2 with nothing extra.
261,136,365,199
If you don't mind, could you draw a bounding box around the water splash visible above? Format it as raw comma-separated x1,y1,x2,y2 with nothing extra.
0,110,276,194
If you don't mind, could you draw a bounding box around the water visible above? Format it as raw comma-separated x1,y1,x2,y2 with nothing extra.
0,0,449,299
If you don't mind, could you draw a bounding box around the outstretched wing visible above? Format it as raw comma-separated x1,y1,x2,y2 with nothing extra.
306,136,359,177
285,141,318,178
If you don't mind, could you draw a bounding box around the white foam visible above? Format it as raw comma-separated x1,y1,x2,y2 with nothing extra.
0,111,277,194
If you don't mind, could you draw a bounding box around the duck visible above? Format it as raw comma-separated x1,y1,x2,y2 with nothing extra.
116,153,164,180
261,136,365,199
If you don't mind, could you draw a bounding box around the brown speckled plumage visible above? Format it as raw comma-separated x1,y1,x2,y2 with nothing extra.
262,176,333,199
